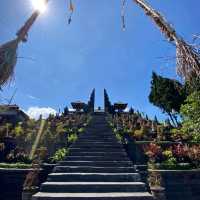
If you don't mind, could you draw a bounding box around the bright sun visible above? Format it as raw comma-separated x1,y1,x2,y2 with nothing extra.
31,0,47,13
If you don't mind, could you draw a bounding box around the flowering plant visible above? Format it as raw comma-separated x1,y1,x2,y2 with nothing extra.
172,144,189,163
143,143,162,163
144,143,200,169
187,145,200,168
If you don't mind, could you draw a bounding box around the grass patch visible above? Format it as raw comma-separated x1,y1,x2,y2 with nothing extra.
0,162,32,169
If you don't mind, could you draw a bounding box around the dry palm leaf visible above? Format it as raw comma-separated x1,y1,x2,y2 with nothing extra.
0,39,19,86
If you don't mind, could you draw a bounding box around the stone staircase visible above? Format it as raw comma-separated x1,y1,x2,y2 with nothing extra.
33,113,153,200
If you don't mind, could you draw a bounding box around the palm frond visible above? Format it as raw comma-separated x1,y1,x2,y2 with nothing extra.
133,0,200,81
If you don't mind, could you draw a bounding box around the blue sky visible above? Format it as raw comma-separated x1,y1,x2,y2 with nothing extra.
0,0,200,119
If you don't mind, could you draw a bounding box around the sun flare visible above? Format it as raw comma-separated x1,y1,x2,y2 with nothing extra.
31,0,47,13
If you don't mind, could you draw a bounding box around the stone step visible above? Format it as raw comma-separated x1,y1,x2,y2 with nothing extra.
53,166,135,173
83,127,113,130
64,156,130,161
85,129,111,132
77,139,118,142
83,128,113,131
72,141,121,145
86,131,112,133
78,138,117,141
74,139,120,145
86,123,110,126
84,131,114,134
69,148,126,154
71,142,123,148
47,173,141,182
81,131,114,133
33,192,153,200
58,161,133,167
68,152,127,157
79,135,116,139
70,145,124,152
81,133,115,136
41,182,146,193
86,135,115,137
72,144,121,148
75,141,119,145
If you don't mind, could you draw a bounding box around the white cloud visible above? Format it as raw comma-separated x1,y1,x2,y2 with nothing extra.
27,95,40,100
26,107,57,119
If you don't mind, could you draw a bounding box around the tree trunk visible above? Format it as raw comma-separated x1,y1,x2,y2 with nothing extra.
173,114,179,127
168,112,176,127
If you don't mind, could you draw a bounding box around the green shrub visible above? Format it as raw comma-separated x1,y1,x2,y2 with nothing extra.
78,128,84,133
134,129,143,140
180,91,200,142
6,149,32,164
50,148,69,163
68,133,78,144
116,133,123,142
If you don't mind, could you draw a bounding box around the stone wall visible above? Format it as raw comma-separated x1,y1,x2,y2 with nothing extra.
149,169,200,200
0,164,55,200
0,168,33,200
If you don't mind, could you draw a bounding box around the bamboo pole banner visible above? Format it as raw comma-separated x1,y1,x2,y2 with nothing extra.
121,0,127,31
16,11,40,43
68,0,75,25
29,119,46,160
133,0,200,81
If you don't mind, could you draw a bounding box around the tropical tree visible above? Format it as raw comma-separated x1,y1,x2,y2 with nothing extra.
149,72,186,126
63,106,69,116
184,76,200,95
129,107,134,114
180,91,200,142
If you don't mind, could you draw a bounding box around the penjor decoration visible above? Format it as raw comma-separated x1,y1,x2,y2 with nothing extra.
121,0,127,31
132,0,200,81
0,0,48,87
0,39,19,87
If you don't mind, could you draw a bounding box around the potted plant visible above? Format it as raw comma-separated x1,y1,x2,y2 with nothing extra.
148,168,166,200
